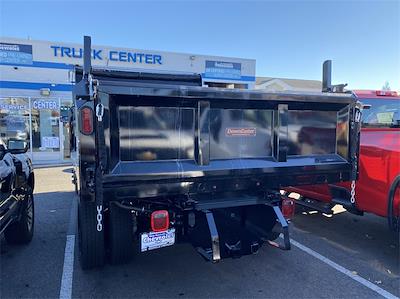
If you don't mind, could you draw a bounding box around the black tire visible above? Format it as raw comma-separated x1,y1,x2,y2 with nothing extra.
109,203,134,265
78,200,105,270
5,192,34,244
388,175,400,232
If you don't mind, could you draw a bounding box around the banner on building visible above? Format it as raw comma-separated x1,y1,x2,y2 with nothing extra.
0,43,33,65
204,60,241,80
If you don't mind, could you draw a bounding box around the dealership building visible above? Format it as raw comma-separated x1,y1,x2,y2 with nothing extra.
0,37,256,165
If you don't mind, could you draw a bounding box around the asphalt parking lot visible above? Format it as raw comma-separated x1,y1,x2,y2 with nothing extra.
1,166,399,298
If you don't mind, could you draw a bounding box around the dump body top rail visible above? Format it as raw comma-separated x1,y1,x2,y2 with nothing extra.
76,67,355,104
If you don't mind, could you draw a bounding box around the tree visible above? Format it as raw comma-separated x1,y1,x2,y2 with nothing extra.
382,81,391,91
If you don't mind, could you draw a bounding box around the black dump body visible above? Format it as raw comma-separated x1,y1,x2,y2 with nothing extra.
74,68,359,198
73,67,360,262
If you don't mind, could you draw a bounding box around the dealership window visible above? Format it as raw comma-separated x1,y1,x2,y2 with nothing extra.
0,96,74,164
233,83,248,89
0,97,30,144
204,82,236,89
31,98,60,153
204,82,248,89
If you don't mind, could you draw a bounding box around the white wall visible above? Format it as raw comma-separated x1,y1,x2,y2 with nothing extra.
0,37,256,89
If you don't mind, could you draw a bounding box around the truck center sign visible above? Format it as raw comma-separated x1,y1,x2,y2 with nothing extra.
50,45,163,65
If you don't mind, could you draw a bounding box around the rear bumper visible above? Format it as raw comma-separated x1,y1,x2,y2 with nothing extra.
102,160,352,201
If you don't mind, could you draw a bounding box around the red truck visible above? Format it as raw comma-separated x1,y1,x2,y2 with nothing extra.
286,90,400,231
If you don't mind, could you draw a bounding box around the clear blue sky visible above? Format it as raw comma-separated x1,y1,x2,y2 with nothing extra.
1,0,399,90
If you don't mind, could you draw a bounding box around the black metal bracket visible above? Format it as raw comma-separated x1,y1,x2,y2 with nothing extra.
329,185,363,216
85,167,95,194
267,206,291,250
196,210,221,262
350,104,362,181
206,210,221,262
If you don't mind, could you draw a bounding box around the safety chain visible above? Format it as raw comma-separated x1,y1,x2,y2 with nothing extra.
88,74,99,100
355,109,361,123
88,74,94,98
96,205,103,232
96,103,104,122
350,180,356,204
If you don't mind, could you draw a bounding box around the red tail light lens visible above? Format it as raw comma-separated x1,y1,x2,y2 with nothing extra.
151,210,169,232
81,107,93,135
282,198,295,220
376,90,398,97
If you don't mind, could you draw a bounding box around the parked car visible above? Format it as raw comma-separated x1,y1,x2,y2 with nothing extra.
286,90,400,231
0,137,35,244
0,115,29,141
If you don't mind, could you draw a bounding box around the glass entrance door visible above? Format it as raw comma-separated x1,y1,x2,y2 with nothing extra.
30,98,62,164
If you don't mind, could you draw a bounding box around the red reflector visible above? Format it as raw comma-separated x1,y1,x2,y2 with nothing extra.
282,198,295,219
151,210,169,232
81,107,93,134
376,90,398,97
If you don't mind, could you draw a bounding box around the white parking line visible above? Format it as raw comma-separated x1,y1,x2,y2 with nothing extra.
59,197,77,299
59,235,75,299
289,238,399,299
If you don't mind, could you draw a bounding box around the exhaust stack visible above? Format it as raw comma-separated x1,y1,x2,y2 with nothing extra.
83,35,91,78
322,60,332,92
322,60,347,93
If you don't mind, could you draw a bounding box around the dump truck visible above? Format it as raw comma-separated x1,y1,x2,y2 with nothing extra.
71,37,361,269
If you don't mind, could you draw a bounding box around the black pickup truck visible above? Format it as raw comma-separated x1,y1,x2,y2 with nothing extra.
0,138,34,245
71,37,361,269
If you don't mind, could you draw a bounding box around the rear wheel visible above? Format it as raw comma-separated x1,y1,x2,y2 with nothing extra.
5,192,34,244
78,200,105,270
388,176,400,232
109,203,134,265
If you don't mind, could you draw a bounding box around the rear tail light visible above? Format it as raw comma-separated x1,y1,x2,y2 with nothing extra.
282,198,295,220
151,210,169,232
80,107,93,134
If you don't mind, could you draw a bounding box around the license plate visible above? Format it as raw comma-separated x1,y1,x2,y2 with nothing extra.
141,228,175,252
